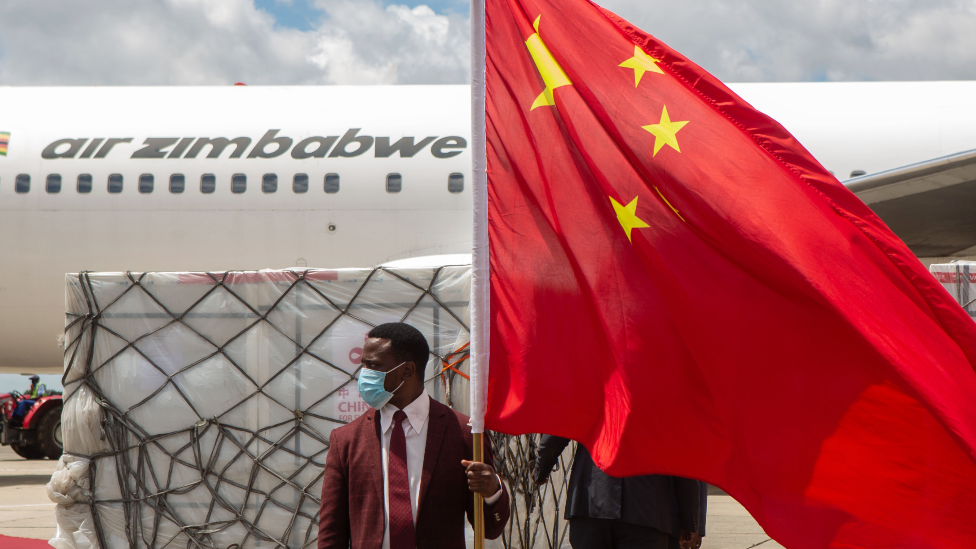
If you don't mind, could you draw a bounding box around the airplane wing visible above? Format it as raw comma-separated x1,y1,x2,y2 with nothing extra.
846,149,976,258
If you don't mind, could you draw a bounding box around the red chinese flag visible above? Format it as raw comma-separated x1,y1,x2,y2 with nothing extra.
482,0,976,547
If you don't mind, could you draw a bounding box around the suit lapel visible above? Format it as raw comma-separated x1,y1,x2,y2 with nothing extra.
418,397,447,511
365,408,385,509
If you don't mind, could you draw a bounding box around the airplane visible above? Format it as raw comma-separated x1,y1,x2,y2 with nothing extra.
1,82,974,375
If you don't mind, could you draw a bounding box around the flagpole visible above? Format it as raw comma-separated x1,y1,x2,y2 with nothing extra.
469,0,489,548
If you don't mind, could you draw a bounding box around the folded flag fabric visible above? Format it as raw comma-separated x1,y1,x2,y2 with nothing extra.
481,0,976,547
0,132,9,156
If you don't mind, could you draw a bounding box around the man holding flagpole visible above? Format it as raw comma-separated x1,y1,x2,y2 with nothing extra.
318,323,509,549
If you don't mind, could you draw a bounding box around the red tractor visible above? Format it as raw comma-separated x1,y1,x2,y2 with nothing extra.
0,376,63,460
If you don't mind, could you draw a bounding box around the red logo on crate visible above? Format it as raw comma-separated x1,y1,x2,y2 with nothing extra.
932,272,976,284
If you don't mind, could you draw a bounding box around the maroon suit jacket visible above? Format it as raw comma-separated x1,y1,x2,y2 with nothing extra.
318,397,510,549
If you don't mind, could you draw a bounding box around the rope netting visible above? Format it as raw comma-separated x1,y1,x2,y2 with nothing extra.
51,266,573,549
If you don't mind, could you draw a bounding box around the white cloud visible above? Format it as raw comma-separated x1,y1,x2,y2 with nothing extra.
0,0,316,85
600,0,976,82
0,0,469,85
1,0,975,85
307,0,468,84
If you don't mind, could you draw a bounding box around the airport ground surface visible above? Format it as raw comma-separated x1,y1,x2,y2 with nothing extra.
0,446,782,549
0,446,58,541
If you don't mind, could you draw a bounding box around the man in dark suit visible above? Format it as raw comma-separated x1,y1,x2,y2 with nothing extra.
533,435,705,549
318,323,510,549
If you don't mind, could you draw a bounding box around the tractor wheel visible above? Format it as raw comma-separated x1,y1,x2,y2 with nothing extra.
11,443,45,460
37,408,63,460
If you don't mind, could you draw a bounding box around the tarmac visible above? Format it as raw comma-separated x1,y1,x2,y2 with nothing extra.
0,446,58,541
704,485,785,549
0,445,783,549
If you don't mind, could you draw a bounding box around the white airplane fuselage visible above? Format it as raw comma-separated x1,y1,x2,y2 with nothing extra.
3,82,976,373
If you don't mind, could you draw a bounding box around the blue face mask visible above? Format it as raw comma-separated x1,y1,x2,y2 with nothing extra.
357,362,406,409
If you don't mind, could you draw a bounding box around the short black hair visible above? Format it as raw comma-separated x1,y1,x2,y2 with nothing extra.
368,323,430,376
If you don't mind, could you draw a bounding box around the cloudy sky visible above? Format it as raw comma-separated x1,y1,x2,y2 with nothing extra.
0,0,974,86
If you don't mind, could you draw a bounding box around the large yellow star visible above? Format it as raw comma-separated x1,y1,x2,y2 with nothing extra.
642,106,688,156
525,15,572,110
610,196,650,242
618,46,663,87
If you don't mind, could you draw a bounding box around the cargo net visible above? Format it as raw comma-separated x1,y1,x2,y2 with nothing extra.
53,266,573,549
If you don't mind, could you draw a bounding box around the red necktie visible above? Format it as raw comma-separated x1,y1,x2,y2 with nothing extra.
388,410,415,549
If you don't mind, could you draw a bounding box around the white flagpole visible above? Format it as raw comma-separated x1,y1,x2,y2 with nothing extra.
469,0,489,547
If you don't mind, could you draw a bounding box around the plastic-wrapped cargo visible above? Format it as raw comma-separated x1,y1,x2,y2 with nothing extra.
51,266,573,549
930,261,976,321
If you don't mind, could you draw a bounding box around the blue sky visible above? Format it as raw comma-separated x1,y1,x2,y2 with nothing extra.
253,0,322,31
254,0,469,31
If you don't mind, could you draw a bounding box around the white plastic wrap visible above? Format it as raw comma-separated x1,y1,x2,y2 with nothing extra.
59,266,472,549
930,261,976,320
47,384,127,549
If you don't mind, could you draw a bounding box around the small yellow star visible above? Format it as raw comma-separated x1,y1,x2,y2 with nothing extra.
642,105,688,156
618,46,663,87
610,196,650,242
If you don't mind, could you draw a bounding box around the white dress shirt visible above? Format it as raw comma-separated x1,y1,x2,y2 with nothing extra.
379,390,502,549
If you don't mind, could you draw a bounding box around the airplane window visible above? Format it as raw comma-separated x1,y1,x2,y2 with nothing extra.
15,174,30,194
448,173,464,194
386,173,402,194
47,174,62,194
232,173,247,194
107,174,123,194
262,173,278,194
170,174,185,194
77,174,92,194
139,174,154,194
850,170,866,178
201,174,216,194
293,173,309,193
325,173,340,194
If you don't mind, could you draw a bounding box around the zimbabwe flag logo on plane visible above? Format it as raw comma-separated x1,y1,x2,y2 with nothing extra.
0,132,9,156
